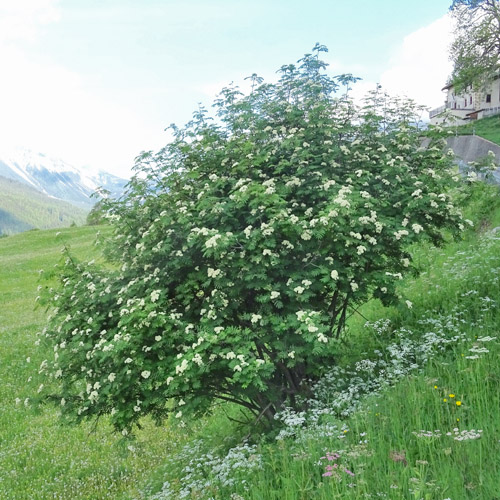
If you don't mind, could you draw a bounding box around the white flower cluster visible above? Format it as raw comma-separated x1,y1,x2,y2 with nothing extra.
412,429,442,438
205,234,221,248
207,268,221,278
413,428,483,441
449,428,482,441
275,290,497,441
149,440,262,499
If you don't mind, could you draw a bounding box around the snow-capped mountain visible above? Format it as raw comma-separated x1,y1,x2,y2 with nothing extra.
0,148,128,208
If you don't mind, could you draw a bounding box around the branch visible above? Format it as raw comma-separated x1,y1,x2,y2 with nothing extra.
335,298,350,338
214,394,260,414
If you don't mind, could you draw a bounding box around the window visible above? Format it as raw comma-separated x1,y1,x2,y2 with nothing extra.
486,94,491,103
470,96,472,105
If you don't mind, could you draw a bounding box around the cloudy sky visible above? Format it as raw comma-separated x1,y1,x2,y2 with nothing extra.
0,0,455,178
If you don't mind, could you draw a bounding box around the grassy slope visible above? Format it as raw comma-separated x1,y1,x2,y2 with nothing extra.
250,234,500,499
1,187,500,499
0,227,182,500
452,114,500,146
0,175,88,235
145,185,500,499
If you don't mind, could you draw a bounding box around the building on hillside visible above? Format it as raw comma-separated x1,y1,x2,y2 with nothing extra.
429,76,500,125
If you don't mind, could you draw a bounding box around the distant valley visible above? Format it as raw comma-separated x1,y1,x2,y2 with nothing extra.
0,149,128,236
0,176,88,235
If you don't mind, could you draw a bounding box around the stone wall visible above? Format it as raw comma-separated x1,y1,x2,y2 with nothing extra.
445,135,500,184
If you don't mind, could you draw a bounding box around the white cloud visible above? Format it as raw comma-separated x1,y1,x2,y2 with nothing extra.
0,0,166,177
0,0,60,42
338,15,455,113
379,14,454,110
0,42,163,177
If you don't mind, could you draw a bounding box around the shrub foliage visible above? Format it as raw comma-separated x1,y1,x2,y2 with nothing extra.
38,45,466,431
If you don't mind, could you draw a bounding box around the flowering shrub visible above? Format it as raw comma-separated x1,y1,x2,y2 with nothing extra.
37,45,465,432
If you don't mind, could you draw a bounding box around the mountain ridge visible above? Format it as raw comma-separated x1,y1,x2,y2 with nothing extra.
0,148,128,209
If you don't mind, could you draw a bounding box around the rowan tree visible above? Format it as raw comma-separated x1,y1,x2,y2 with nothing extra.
37,45,466,432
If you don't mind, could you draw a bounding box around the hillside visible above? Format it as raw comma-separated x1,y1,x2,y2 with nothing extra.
0,175,88,235
0,186,499,499
454,114,500,146
0,226,177,499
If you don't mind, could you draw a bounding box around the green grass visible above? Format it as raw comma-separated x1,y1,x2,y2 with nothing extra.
0,226,185,499
2,186,500,499
451,114,500,146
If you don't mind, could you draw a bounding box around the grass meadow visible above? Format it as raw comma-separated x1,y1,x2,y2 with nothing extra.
0,227,184,499
1,183,500,499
